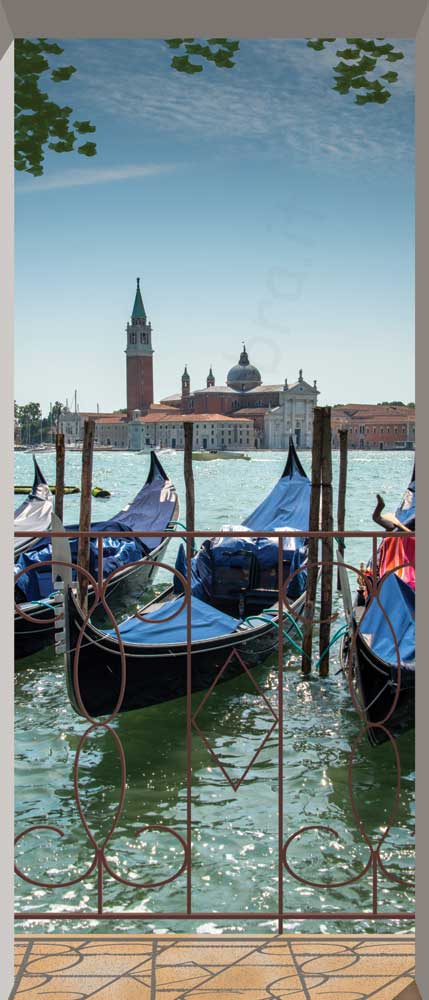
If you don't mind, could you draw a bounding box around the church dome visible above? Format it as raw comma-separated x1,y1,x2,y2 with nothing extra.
227,345,262,391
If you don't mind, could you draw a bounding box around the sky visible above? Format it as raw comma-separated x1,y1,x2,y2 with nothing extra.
15,38,415,414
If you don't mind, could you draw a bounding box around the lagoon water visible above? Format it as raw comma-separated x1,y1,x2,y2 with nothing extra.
14,449,415,934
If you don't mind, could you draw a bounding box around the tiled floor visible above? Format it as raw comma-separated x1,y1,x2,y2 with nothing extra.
12,934,417,1000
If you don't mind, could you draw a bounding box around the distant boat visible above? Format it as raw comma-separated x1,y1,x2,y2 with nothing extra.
14,452,179,660
192,451,251,461
15,484,80,495
91,486,111,499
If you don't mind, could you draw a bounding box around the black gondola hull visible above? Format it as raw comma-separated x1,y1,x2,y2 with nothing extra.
342,627,415,747
64,587,304,718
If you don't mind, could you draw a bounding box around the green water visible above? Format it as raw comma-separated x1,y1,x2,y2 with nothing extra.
14,449,415,934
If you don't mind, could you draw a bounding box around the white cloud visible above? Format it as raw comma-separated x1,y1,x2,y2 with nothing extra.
16,162,176,193
72,38,414,165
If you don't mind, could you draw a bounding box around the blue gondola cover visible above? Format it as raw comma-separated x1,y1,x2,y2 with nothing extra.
359,572,415,671
188,437,310,602
104,595,241,645
15,452,177,602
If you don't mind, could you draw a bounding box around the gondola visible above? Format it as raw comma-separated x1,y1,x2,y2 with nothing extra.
14,457,53,557
187,437,310,619
14,452,179,660
15,484,80,495
62,437,310,718
339,462,415,747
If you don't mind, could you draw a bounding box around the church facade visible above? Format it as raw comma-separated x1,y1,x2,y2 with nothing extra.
264,372,319,450
59,280,319,450
160,346,319,448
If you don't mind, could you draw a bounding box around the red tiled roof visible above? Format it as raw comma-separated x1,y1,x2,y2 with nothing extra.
148,403,178,412
140,412,253,425
78,411,118,418
333,404,414,416
332,409,415,425
95,415,128,424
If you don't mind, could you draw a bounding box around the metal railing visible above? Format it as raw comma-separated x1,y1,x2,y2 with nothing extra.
14,526,415,930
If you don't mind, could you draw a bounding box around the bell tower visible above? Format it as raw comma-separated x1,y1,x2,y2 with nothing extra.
181,365,191,400
126,278,154,416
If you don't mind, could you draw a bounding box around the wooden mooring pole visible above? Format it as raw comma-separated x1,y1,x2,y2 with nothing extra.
183,422,195,536
301,408,323,674
337,428,349,590
319,407,333,677
54,432,65,522
77,419,95,613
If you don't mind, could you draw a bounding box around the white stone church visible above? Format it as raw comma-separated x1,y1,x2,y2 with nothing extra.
264,371,319,450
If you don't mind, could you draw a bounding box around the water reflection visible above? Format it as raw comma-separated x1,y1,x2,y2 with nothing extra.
15,451,415,932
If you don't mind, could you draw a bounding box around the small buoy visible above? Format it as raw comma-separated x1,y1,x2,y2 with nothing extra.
91,486,111,499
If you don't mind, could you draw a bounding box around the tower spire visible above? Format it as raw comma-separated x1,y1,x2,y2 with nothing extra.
182,365,191,398
132,276,146,322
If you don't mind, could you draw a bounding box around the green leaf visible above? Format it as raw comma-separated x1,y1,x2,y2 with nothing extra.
39,41,64,55
165,38,186,49
73,119,97,134
208,38,239,53
213,52,235,68
349,76,372,90
386,52,405,62
372,43,395,55
335,48,362,60
77,141,97,156
48,138,75,152
333,81,351,94
307,41,324,50
333,60,359,74
356,56,377,72
51,65,76,82
184,44,214,59
381,71,399,84
171,54,203,73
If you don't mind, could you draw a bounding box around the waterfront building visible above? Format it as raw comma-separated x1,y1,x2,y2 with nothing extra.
331,404,416,450
58,408,128,447
128,411,255,451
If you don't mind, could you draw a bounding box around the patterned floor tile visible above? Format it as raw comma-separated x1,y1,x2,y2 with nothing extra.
11,934,416,1000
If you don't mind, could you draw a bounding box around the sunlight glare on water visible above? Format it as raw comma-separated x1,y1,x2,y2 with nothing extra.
14,448,415,934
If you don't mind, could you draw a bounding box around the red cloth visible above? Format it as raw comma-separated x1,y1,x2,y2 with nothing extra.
377,535,415,590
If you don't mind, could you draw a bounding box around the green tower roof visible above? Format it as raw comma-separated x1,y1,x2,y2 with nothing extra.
132,277,146,321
